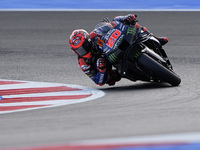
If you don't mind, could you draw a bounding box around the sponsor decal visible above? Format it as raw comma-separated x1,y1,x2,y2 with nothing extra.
134,50,141,59
109,53,119,63
81,64,91,71
97,38,104,47
127,26,137,35
99,73,105,84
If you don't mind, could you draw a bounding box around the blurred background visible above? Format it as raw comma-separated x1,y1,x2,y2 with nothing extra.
0,0,200,10
1,0,200,150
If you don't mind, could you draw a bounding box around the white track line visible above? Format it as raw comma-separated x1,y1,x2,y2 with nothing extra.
68,132,200,146
0,79,105,114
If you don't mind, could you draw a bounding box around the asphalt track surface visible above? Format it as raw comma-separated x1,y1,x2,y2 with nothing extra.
0,11,200,148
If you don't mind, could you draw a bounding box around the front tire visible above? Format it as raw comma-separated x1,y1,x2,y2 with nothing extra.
138,53,181,86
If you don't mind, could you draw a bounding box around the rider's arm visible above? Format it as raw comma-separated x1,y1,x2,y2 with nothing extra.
114,14,137,25
113,15,125,22
78,57,109,86
114,14,148,32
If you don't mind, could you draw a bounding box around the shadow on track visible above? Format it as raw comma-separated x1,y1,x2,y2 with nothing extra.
99,82,172,92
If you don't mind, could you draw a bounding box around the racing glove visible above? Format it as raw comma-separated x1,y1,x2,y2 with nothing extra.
107,70,121,86
123,14,137,25
96,58,106,73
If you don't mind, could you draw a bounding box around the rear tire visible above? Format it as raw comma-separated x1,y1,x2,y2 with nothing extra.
138,53,181,86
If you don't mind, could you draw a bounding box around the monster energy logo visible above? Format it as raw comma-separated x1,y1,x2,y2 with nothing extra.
109,53,119,63
127,27,137,35
134,51,141,58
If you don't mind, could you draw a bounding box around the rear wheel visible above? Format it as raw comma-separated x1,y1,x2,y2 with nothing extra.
138,53,181,86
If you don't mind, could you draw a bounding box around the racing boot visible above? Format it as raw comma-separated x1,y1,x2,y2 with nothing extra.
155,36,168,46
141,27,168,46
107,70,121,86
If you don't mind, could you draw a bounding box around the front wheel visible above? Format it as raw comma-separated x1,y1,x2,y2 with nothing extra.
138,53,181,86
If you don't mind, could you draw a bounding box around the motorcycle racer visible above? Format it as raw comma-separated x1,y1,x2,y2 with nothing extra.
69,14,168,86
69,29,120,86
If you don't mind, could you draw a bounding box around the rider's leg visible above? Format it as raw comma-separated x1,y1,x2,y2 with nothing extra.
140,26,168,46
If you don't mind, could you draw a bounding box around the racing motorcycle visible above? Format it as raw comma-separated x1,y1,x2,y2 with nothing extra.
96,20,181,86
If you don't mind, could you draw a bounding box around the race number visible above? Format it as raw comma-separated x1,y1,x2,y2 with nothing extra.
107,29,121,49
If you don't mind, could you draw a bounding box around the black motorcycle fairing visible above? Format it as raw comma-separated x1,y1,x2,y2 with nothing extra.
96,21,180,85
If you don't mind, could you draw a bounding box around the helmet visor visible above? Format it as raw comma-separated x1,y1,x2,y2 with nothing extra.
74,46,88,56
74,39,91,57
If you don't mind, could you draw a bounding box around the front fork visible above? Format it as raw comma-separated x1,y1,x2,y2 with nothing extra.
148,36,173,70
142,46,173,70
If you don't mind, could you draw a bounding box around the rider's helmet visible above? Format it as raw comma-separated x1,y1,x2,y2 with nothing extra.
69,29,92,58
